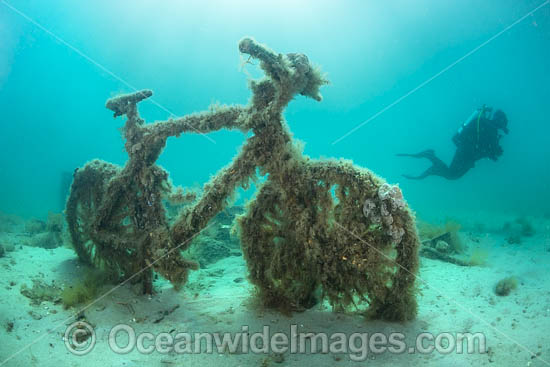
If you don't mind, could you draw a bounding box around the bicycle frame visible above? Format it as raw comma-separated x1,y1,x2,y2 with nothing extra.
66,38,420,321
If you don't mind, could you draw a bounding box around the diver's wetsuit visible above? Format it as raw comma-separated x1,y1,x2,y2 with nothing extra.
398,107,508,180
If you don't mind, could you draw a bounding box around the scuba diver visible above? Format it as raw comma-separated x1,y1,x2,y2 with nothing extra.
398,105,509,180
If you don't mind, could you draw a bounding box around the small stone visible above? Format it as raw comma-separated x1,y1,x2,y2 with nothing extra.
435,240,451,253
5,320,14,332
28,311,42,320
271,352,285,363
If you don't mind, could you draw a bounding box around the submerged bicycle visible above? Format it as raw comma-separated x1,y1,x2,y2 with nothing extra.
66,38,419,321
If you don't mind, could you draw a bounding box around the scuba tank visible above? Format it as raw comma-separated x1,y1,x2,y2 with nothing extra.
457,109,480,135
457,105,492,135
454,105,492,149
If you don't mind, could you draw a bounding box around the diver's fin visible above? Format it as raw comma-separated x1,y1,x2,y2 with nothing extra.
396,149,435,159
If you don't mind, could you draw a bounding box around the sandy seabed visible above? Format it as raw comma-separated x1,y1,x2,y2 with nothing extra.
0,213,549,367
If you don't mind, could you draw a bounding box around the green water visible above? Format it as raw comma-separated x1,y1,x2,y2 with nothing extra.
1,0,548,220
